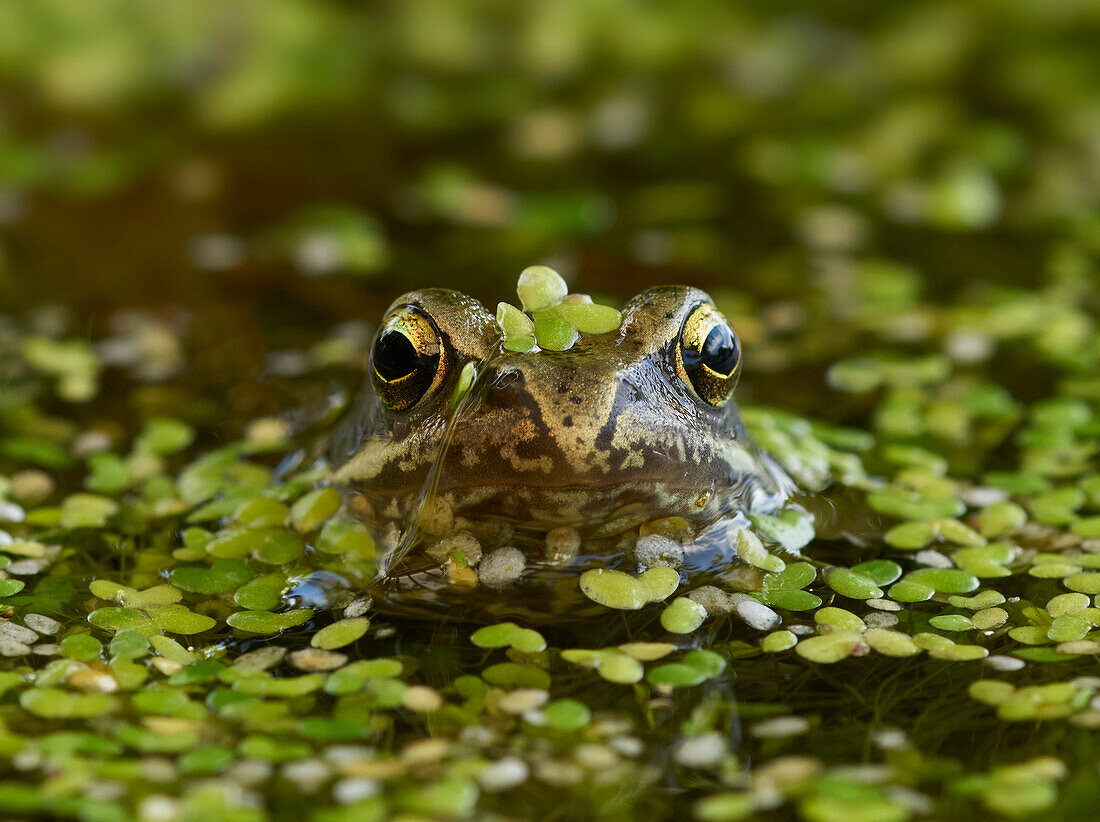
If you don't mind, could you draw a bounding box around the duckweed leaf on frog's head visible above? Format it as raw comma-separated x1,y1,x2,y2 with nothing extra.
516,265,568,312
496,302,536,353
532,310,579,351
554,300,622,334
500,265,622,353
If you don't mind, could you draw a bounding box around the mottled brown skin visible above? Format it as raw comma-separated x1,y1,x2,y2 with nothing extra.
331,286,788,547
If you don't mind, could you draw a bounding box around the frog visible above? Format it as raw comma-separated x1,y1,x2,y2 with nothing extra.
330,284,795,618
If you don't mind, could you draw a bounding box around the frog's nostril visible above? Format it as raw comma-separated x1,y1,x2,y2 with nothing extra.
490,368,520,389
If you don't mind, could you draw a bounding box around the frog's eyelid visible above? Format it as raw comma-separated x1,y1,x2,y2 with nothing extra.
392,292,499,362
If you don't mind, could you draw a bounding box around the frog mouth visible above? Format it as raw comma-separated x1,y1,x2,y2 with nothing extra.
350,451,789,530
423,471,780,529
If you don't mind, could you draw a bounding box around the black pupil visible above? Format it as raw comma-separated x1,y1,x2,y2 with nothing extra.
374,331,423,381
694,324,739,376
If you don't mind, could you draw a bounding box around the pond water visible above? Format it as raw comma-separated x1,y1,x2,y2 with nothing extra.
2,2,1100,821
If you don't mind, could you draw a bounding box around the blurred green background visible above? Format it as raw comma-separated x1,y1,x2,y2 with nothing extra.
2,0,1098,329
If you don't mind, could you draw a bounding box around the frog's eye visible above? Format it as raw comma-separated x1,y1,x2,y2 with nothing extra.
676,303,741,406
370,305,447,412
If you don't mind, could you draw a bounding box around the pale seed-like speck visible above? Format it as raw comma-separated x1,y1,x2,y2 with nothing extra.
245,417,290,444
536,760,584,787
479,757,529,792
871,727,911,750
574,744,619,770
402,685,444,713
0,639,32,657
282,759,331,794
235,646,288,671
343,595,373,619
687,585,736,615
478,546,527,587
10,470,54,505
545,526,582,562
1058,640,1100,655
732,594,781,631
138,796,180,822
332,779,379,805
867,598,903,611
864,611,900,629
459,726,497,747
634,534,684,569
914,549,953,569
673,732,727,768
0,621,38,644
497,688,549,714
72,430,114,458
6,558,51,575
751,716,811,738
983,655,1026,672
960,486,1010,507
23,613,61,635
150,658,184,676
427,531,483,565
228,760,274,786
401,738,449,763
289,648,347,671
67,668,119,693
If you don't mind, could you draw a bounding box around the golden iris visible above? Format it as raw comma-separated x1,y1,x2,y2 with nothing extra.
370,305,447,411
676,303,741,406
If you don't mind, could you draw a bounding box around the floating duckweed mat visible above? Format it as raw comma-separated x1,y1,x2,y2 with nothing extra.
4,2,1100,820
4,263,1100,822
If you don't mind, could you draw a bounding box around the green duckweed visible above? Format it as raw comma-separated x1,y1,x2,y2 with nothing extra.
4,6,1100,819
